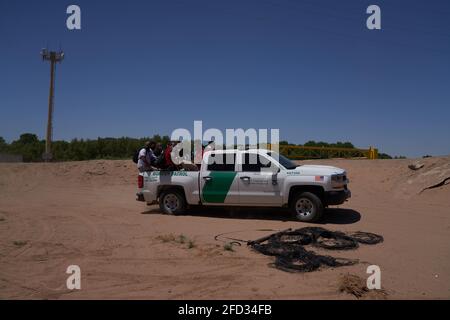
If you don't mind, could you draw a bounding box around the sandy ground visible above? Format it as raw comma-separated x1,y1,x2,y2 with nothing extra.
0,157,449,299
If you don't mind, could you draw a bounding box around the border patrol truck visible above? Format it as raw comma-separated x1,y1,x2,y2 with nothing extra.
136,149,350,222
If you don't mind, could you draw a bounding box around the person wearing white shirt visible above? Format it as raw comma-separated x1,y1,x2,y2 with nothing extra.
137,141,157,172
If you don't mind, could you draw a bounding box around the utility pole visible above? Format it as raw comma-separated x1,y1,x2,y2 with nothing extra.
41,48,64,162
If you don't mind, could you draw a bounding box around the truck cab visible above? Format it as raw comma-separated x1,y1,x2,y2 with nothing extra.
137,149,350,222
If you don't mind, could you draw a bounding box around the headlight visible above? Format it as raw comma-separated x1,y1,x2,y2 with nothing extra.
331,174,347,188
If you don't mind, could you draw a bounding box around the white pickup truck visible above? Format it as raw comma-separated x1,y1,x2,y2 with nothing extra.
136,149,350,222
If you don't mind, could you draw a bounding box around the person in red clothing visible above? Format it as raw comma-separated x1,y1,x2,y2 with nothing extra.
163,141,181,171
163,142,173,169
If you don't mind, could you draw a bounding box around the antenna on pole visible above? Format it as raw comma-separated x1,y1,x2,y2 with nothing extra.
41,48,64,162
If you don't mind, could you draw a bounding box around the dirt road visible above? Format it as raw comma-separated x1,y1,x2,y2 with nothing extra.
0,158,449,299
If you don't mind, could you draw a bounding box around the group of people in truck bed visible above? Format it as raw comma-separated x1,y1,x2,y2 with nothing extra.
136,140,180,172
136,140,209,172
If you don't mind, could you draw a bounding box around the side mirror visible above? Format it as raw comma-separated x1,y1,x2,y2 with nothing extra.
271,166,281,174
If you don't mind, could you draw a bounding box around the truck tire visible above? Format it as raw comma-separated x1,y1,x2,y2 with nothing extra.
291,192,324,222
159,190,186,215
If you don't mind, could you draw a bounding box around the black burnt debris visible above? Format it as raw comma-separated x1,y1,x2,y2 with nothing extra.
249,227,383,273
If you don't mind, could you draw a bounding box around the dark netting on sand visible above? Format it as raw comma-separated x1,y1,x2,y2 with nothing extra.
249,227,383,273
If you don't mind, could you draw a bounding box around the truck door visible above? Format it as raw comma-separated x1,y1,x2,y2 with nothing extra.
237,152,283,205
200,152,240,205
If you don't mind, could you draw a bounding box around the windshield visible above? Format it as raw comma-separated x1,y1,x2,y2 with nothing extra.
267,152,298,170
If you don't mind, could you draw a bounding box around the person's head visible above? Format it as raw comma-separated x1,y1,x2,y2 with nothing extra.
155,142,162,152
145,141,156,150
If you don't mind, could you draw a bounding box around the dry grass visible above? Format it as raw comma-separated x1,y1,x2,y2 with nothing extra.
13,240,28,247
187,240,196,249
156,234,196,249
338,273,388,299
223,242,235,252
156,234,177,243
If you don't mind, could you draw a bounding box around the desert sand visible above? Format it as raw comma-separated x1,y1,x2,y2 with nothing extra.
0,157,449,299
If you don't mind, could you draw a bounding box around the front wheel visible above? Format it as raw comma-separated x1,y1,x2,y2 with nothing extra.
290,192,324,222
159,190,186,215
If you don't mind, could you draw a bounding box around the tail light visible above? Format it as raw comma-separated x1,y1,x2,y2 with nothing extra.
138,175,144,188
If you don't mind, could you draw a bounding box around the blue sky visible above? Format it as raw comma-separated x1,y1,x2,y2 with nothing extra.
1,0,449,157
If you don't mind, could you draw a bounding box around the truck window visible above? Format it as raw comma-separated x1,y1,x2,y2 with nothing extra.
242,153,271,172
267,152,298,170
207,153,236,171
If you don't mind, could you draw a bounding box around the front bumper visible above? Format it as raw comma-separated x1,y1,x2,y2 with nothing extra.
324,189,351,206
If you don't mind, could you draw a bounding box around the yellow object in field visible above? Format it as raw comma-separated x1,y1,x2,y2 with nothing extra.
368,147,378,160
268,143,379,160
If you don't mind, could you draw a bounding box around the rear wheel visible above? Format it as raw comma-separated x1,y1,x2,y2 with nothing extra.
291,192,324,222
159,190,186,215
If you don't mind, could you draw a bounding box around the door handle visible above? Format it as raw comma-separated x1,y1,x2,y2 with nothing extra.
240,176,250,181
203,176,213,182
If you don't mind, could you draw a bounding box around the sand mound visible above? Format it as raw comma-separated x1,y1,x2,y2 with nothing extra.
0,160,137,192
392,156,450,198
300,156,450,200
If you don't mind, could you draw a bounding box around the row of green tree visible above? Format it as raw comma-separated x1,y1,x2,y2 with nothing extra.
0,133,393,162
0,134,171,162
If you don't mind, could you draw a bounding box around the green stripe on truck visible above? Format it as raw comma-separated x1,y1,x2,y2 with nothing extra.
202,172,237,203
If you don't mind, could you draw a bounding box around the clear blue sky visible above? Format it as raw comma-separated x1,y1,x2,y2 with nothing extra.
1,0,449,157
